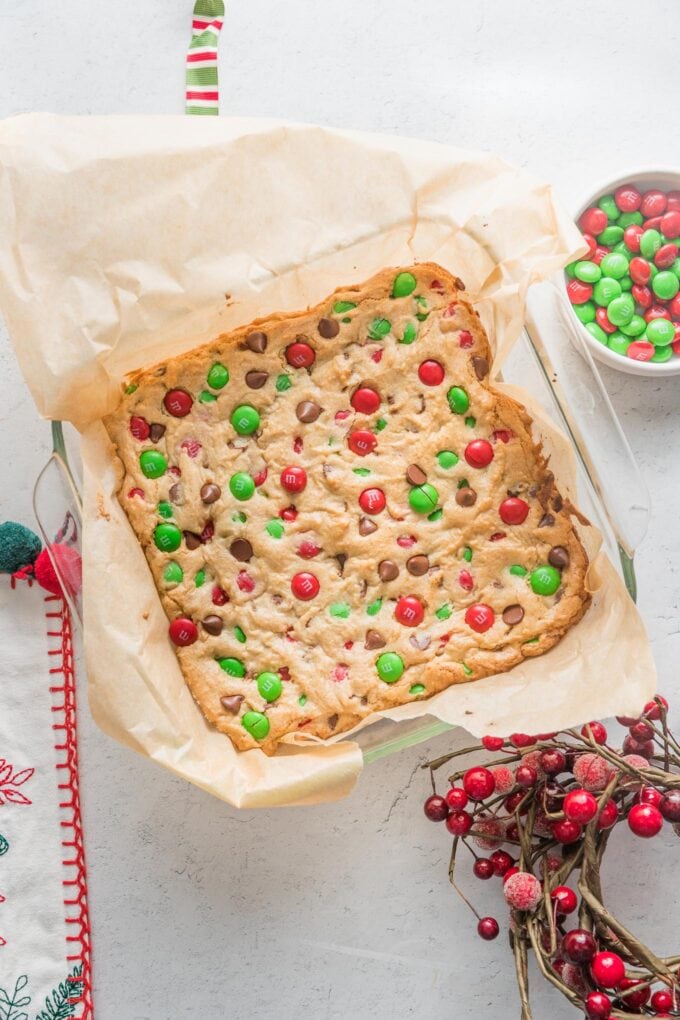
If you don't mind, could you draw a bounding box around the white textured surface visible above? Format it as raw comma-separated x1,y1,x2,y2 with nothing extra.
1,2,679,1017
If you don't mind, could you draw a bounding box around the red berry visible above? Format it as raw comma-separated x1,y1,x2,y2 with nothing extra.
446,810,473,836
285,342,315,368
644,695,669,720
552,818,583,844
639,785,662,807
661,210,680,238
564,788,599,824
614,184,641,213
291,572,320,601
499,497,529,525
516,765,538,788
585,990,612,1019
616,712,641,726
446,787,468,810
503,790,527,814
579,207,608,235
632,283,653,309
129,415,150,440
651,990,673,1012
659,790,680,822
540,749,567,775
597,799,618,830
489,850,514,877
423,794,449,821
502,866,519,884
418,359,445,386
463,766,496,801
655,242,678,269
641,189,667,218
591,951,625,989
358,487,386,514
581,721,607,744
473,859,495,881
505,822,520,842
510,733,536,748
482,735,504,752
618,977,649,1009
628,803,663,838
464,440,494,469
623,224,644,252
280,466,307,493
163,389,193,417
395,595,424,627
351,386,381,414
567,278,593,305
464,604,495,634
477,917,499,941
629,719,654,741
551,886,577,916
348,430,377,456
168,617,198,646
626,341,655,362
562,928,597,964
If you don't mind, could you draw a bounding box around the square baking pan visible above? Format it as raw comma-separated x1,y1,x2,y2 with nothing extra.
32,279,650,764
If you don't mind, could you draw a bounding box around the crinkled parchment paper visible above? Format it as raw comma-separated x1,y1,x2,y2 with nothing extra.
0,114,655,807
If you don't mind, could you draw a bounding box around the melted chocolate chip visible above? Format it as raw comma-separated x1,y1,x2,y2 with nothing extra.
378,559,399,582
296,400,322,423
407,554,430,576
221,695,244,714
552,494,564,513
502,604,525,626
472,356,489,380
200,483,221,504
230,538,253,562
184,531,202,550
168,482,184,505
548,545,570,569
456,487,477,507
202,615,223,636
359,517,378,536
406,464,427,486
245,369,269,389
539,513,555,528
327,713,339,730
336,553,347,575
244,330,267,353
149,423,166,442
318,317,340,339
365,629,386,650
453,276,466,291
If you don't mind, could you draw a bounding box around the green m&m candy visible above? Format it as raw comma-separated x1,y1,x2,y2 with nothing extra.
437,450,459,469
646,318,675,346
530,565,561,596
593,277,621,306
333,300,357,314
163,561,183,585
640,229,662,260
409,683,425,696
154,523,181,552
585,322,607,346
618,211,643,228
652,271,680,301
409,483,439,514
607,333,630,357
599,253,629,280
366,598,382,616
368,318,391,340
140,450,168,478
620,314,646,337
606,294,634,327
399,322,418,345
234,626,247,643
651,344,673,363
242,711,270,741
207,362,229,389
392,271,417,298
565,262,578,279
256,671,282,702
229,472,255,501
435,604,452,620
275,374,292,392
598,194,618,221
194,569,205,587
157,501,173,519
376,652,404,683
447,386,469,414
231,404,260,435
573,301,596,324
509,564,527,576
329,602,351,618
574,261,601,283
265,519,284,538
598,225,623,246
218,657,246,677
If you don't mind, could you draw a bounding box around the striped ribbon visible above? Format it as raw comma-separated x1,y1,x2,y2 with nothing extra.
186,0,225,115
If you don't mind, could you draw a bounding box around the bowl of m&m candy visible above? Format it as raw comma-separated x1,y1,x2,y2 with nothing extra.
565,171,680,376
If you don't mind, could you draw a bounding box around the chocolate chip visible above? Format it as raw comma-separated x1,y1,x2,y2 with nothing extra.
406,464,427,486
359,517,378,536
149,423,166,442
327,713,339,730
456,487,477,507
539,513,555,528
502,604,525,626
472,356,489,380
318,317,340,339
336,553,347,574
365,629,386,650
202,615,223,636
221,694,244,714
453,276,466,291
245,369,268,389
378,559,399,582
548,545,570,569
244,330,267,353
296,400,322,423
200,483,221,504
407,554,430,576
168,482,184,505
552,494,564,513
184,531,202,550
230,538,253,562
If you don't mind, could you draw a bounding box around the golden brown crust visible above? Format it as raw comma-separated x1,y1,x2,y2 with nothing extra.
104,263,590,754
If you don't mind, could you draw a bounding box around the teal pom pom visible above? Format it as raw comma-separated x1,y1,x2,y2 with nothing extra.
0,521,42,574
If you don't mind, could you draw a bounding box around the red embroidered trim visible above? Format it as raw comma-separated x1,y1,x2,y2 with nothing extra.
47,596,94,1017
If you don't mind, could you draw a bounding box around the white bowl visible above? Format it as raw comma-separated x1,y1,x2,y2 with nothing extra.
564,168,680,377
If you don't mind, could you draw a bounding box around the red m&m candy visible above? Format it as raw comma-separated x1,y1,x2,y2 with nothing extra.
631,284,652,309
351,387,381,414
595,307,617,334
660,210,680,238
280,466,307,493
627,341,655,362
291,572,320,601
464,440,494,468
129,416,150,440
418,360,445,386
579,207,607,235
623,225,643,252
395,595,425,627
348,430,377,456
169,618,198,646
465,604,495,633
640,189,667,218
614,184,641,212
285,342,315,368
499,497,529,525
359,487,386,514
566,279,593,305
164,389,193,417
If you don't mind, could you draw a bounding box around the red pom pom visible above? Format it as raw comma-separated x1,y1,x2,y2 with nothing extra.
33,545,82,597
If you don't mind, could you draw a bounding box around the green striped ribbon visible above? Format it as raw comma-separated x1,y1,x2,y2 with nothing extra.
186,0,225,116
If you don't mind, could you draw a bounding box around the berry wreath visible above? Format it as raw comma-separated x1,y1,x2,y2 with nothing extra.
423,697,680,1019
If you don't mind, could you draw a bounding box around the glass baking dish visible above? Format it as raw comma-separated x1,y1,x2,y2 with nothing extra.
33,279,650,764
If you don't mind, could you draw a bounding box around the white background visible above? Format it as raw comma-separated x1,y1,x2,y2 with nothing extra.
1,2,680,1017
